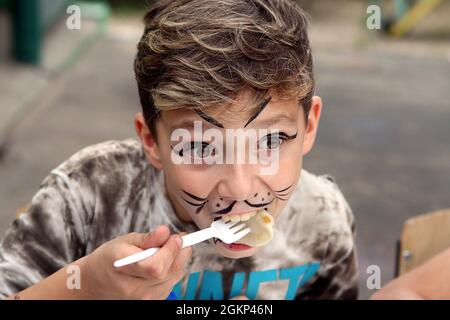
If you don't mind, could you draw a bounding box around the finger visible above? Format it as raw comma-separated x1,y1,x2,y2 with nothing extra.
141,225,171,249
168,233,192,274
140,234,183,280
126,234,182,280
169,246,192,273
124,225,170,249
154,233,183,266
115,225,171,277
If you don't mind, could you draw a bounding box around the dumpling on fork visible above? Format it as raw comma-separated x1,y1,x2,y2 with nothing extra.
234,210,274,247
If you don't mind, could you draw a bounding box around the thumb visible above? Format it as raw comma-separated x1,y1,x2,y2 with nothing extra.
126,225,171,249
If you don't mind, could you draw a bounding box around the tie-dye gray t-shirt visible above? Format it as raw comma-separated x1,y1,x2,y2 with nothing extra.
0,138,358,300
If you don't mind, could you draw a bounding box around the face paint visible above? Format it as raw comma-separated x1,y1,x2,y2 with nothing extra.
273,183,295,201
278,132,298,140
244,198,273,208
181,189,208,214
176,184,290,252
160,91,306,259
180,185,276,217
211,201,237,215
193,108,224,128
257,131,298,157
192,96,272,130
244,96,272,127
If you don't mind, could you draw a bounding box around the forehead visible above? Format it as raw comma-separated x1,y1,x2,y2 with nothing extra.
160,92,301,131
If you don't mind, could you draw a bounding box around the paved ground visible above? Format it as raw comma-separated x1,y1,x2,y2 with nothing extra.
1,1,449,299
306,1,450,299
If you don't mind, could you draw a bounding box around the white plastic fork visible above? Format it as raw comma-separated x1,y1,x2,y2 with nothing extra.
113,220,250,268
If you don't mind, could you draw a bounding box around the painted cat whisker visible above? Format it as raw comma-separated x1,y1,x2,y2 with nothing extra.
182,189,208,202
274,183,294,193
182,197,207,207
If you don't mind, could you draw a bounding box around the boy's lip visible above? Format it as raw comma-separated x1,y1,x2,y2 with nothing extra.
213,237,253,250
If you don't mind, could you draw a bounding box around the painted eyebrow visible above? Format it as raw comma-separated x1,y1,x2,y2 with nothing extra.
170,96,294,130
193,108,224,128
193,96,272,128
244,96,272,127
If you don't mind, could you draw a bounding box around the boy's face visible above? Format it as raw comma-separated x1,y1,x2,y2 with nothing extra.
136,90,322,259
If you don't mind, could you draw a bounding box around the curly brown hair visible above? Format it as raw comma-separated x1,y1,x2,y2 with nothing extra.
134,0,315,134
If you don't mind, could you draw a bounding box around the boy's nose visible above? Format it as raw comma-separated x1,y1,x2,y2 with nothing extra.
217,164,255,201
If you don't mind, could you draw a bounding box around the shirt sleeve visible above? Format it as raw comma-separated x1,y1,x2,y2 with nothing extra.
0,172,89,299
295,236,359,300
295,175,359,300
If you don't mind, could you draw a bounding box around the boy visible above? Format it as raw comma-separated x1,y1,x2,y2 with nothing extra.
0,0,357,300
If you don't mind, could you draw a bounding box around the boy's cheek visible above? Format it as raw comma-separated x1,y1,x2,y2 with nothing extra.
190,213,212,229
168,164,215,190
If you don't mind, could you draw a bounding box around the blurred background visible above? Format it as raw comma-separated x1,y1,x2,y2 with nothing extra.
0,0,449,299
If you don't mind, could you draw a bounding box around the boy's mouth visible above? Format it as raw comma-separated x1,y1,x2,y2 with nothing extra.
212,210,275,247
213,210,258,222
213,237,254,251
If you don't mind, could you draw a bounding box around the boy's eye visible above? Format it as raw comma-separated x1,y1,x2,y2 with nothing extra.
258,134,283,150
179,141,215,159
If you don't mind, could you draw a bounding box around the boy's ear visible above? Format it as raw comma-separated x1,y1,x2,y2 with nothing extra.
302,96,322,156
134,113,163,170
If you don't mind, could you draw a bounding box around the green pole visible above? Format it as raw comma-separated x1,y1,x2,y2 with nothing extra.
394,0,411,19
12,0,41,65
